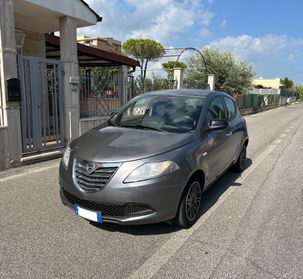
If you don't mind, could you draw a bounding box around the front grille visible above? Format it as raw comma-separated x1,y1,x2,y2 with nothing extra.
73,159,119,192
62,189,154,217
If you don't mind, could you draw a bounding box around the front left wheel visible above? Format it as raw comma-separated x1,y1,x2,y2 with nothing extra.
174,177,203,228
233,145,247,172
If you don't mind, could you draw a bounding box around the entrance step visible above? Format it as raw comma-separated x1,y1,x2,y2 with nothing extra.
21,149,64,165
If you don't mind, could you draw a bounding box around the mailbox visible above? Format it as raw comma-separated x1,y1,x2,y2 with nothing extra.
6,78,21,102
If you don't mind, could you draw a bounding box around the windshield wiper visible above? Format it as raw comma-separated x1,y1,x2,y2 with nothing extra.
121,124,163,132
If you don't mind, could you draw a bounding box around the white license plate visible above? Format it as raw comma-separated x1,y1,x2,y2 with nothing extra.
74,205,103,223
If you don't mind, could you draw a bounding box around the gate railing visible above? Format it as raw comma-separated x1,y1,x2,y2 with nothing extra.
127,75,209,101
80,67,120,118
18,55,64,153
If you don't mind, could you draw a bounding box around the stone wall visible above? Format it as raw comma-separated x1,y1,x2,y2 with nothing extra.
79,117,108,135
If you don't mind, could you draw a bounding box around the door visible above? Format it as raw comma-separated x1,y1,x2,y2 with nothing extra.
203,96,230,181
18,55,64,153
223,96,243,162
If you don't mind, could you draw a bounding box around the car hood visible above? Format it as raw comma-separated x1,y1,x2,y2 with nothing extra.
71,126,196,162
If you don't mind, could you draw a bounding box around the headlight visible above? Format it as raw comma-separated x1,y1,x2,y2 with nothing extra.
124,161,179,183
62,146,71,168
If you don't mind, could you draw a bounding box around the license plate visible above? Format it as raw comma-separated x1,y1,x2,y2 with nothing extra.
74,205,103,223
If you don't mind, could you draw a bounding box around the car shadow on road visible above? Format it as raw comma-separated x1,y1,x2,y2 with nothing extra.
200,158,252,217
91,158,252,236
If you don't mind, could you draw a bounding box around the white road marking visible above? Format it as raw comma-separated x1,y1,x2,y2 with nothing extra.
129,142,280,279
0,165,58,183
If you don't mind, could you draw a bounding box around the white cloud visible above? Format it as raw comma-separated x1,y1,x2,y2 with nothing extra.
199,28,211,37
207,34,303,60
219,19,227,28
78,0,213,44
288,54,295,62
206,34,303,81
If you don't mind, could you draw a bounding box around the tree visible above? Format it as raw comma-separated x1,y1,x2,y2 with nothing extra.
162,61,187,82
186,48,255,95
122,38,165,85
281,77,294,89
292,85,303,101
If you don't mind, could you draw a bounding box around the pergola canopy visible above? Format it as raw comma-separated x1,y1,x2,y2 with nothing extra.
45,34,140,68
14,0,102,33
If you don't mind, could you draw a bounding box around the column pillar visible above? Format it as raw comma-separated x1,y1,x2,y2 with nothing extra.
0,0,22,168
173,68,184,89
208,74,215,91
59,16,80,143
118,65,128,105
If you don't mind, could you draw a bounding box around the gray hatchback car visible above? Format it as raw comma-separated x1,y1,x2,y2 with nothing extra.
59,90,248,228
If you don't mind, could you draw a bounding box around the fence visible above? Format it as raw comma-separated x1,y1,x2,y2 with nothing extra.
81,69,298,119
237,88,297,110
251,88,280,95
127,76,173,99
127,76,209,100
80,68,121,118
235,94,280,110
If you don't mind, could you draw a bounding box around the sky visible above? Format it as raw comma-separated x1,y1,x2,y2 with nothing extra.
79,0,303,83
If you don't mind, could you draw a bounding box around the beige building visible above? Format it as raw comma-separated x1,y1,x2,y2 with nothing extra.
252,78,283,89
77,36,122,53
0,0,138,171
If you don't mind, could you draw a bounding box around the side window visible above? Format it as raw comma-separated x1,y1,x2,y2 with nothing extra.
207,97,226,122
224,97,237,120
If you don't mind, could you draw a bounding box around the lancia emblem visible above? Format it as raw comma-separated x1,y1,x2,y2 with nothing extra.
86,163,96,174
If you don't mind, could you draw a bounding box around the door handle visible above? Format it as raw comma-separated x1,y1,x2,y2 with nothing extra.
226,131,233,137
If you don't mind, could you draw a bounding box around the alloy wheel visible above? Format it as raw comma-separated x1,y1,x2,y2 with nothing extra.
185,181,202,221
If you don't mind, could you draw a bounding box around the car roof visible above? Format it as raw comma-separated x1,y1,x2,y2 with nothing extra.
142,89,230,98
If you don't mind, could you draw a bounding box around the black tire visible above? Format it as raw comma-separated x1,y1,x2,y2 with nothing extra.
233,145,247,172
174,177,203,228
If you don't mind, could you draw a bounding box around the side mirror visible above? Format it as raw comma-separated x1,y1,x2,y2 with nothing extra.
208,119,228,130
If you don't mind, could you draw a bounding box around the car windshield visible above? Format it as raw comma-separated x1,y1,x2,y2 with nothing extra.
109,95,204,133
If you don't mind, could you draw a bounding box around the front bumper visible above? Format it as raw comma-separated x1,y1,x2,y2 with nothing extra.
59,160,187,225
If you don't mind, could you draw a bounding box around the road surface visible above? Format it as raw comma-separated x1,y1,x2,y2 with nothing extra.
1,104,303,279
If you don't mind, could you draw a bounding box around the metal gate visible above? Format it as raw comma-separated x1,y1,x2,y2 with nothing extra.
80,67,120,117
18,55,64,153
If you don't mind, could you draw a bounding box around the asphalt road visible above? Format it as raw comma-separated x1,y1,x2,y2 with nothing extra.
1,104,303,279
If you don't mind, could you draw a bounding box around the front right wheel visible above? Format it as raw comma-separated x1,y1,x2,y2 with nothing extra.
174,177,202,228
